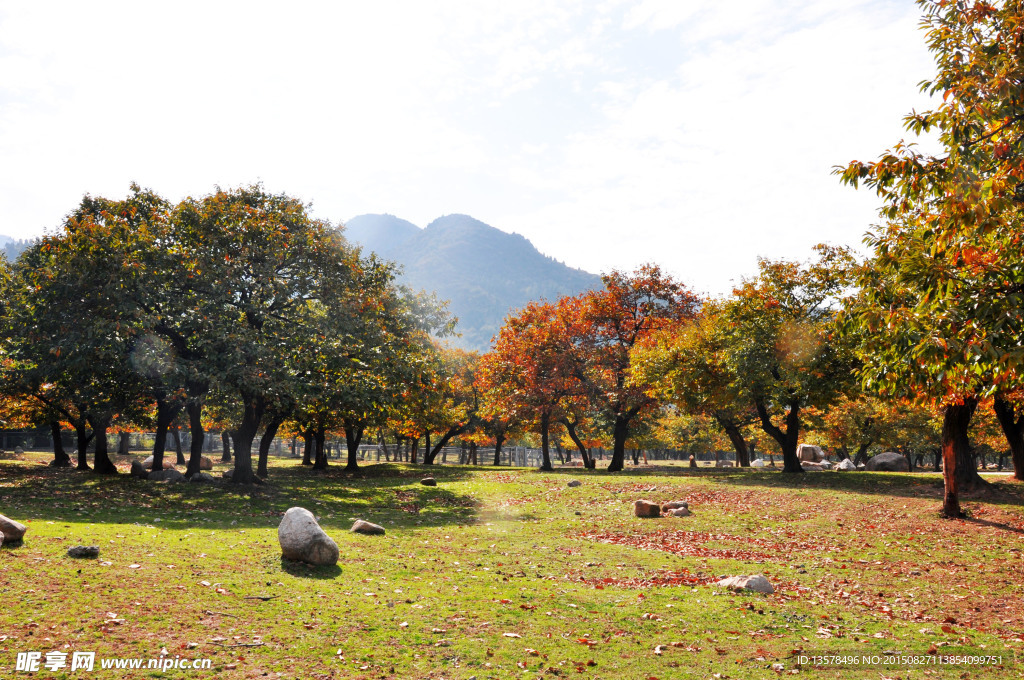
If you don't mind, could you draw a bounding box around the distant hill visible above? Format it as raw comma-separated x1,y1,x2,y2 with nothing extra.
343,214,603,351
0,236,34,261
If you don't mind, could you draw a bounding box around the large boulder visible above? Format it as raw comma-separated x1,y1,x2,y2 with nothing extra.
801,461,824,471
667,507,691,517
278,507,339,566
130,460,149,480
420,477,437,486
661,501,688,511
67,545,100,559
866,451,910,472
188,472,216,484
797,444,825,463
750,458,766,468
199,456,214,471
0,514,27,541
351,519,386,535
716,574,774,594
634,500,661,518
835,458,856,471
141,456,176,470
148,468,185,483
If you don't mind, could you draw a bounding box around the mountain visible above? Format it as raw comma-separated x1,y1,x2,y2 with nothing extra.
342,214,603,351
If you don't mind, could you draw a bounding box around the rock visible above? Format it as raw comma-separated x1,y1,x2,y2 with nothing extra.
199,456,214,471
820,460,833,469
420,477,437,486
67,545,100,558
634,500,661,518
800,461,824,471
835,458,857,471
0,514,27,541
567,480,582,488
222,469,234,480
716,574,774,594
716,460,734,467
750,458,766,468
351,519,386,535
142,455,176,470
0,533,3,548
667,507,691,517
14,446,24,454
130,460,150,480
188,472,216,484
661,501,689,511
797,444,825,463
148,468,185,483
866,451,910,472
278,507,339,566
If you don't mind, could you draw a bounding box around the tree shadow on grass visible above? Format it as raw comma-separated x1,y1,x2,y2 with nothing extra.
0,460,486,533
279,559,342,579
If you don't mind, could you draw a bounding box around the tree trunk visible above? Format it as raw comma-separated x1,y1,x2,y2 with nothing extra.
313,426,328,471
257,416,283,478
539,411,553,471
425,426,468,465
151,395,180,472
493,433,505,465
853,441,871,466
50,420,71,467
230,395,264,485
300,428,313,465
716,416,750,467
171,423,185,465
117,431,130,456
993,397,1024,482
410,437,419,464
74,417,92,471
344,422,364,472
88,416,117,475
755,399,803,473
560,418,593,469
185,400,206,478
941,400,977,518
221,431,232,462
607,415,630,472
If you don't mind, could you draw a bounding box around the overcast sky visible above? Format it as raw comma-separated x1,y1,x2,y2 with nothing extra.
0,0,936,296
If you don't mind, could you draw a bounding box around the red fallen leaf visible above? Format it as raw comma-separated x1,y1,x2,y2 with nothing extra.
586,660,596,666
941,625,955,634
520,604,537,610
525,648,540,656
943,616,957,624
927,644,938,655
499,599,512,604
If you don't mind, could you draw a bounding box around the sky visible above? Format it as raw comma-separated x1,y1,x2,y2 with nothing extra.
0,0,937,297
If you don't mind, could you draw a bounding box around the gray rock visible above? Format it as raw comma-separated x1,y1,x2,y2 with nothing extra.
715,460,734,467
222,469,235,480
866,451,910,472
801,461,825,471
835,459,857,471
278,507,339,566
634,500,661,518
130,460,150,480
750,458,767,468
797,444,825,463
141,455,176,470
420,477,437,486
667,507,691,517
567,480,582,488
716,574,774,594
14,446,24,454
351,519,386,535
188,472,216,484
0,514,27,541
67,545,100,558
148,468,185,483
661,501,689,511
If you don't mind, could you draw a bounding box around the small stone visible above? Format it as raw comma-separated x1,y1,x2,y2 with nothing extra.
67,545,100,559
351,520,386,536
633,500,661,518
661,501,688,511
715,574,774,594
567,480,582,487
0,514,27,541
420,477,437,486
667,507,691,517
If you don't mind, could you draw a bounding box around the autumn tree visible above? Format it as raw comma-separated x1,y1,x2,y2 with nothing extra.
838,0,1024,514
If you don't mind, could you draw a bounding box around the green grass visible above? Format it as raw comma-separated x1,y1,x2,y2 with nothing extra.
1,454,1023,679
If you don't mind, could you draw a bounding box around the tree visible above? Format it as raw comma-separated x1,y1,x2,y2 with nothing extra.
837,0,1024,514
722,248,857,473
568,265,700,472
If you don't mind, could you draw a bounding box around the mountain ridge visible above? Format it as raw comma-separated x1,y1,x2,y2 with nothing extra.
343,214,602,351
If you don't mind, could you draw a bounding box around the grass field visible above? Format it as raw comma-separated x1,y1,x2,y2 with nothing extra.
1,454,1023,679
